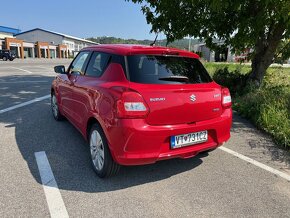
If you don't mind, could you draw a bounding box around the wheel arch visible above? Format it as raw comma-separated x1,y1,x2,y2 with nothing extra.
51,87,59,101
86,116,118,162
86,117,101,141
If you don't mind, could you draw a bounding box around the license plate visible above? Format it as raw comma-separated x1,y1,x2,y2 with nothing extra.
170,130,208,149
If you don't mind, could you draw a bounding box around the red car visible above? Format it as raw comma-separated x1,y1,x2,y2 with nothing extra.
51,44,232,178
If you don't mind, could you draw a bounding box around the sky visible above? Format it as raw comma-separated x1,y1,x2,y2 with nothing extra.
1,0,159,40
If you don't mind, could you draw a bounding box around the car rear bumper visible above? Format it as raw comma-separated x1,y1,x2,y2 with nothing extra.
107,109,232,165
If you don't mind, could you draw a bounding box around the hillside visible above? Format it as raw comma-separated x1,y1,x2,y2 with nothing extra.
86,36,201,50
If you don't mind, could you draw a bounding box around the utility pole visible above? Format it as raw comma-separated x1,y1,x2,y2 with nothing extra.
188,36,192,51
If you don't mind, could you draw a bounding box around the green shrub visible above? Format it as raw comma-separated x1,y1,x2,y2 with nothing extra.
206,62,290,148
234,86,290,147
212,67,249,96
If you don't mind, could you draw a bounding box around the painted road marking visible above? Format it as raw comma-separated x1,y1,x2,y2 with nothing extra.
35,151,69,218
10,67,33,74
219,146,290,182
0,80,48,84
35,65,53,71
0,95,50,114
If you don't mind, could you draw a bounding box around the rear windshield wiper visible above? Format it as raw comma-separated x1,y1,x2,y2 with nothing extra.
158,75,189,82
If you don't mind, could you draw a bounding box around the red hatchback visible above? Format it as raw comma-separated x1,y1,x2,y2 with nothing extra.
51,44,232,177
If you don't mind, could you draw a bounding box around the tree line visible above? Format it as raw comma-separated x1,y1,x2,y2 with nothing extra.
86,36,201,50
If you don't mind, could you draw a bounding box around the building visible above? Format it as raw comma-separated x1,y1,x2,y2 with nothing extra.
15,28,98,58
193,42,235,62
0,26,98,59
0,26,21,54
0,26,20,39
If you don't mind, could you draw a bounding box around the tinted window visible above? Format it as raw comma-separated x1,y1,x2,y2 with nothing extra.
85,52,111,77
127,55,212,84
69,51,90,75
112,55,126,72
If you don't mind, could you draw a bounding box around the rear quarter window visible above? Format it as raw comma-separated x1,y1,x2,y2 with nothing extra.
85,52,111,77
127,55,212,84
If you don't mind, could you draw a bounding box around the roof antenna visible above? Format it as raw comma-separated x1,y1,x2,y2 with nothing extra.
150,34,158,46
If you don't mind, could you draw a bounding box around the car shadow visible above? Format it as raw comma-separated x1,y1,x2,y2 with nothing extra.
0,75,205,192
0,75,54,110
2,107,204,192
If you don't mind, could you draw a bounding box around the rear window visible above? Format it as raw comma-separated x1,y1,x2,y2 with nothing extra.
127,55,212,84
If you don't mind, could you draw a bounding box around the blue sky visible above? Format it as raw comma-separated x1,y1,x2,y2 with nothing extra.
1,0,158,40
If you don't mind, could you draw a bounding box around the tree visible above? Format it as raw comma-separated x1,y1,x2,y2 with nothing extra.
128,0,290,86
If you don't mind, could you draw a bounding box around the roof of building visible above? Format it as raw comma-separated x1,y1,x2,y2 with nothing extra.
15,28,98,44
0,26,21,35
83,44,199,58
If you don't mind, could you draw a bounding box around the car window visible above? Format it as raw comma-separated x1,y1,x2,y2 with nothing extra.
85,52,111,77
127,55,212,84
69,51,90,75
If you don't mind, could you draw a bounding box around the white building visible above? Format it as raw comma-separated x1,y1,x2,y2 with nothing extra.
15,28,98,57
0,26,21,50
193,43,235,62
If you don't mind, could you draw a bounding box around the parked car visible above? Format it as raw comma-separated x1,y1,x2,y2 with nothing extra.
0,50,16,61
51,44,232,178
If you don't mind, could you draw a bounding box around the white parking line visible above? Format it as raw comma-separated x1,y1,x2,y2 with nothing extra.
219,146,290,182
35,65,53,71
0,95,50,114
10,67,33,74
35,151,69,218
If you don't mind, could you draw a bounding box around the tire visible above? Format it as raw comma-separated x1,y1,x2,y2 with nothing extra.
3,56,7,61
89,123,120,178
51,92,64,121
9,58,14,61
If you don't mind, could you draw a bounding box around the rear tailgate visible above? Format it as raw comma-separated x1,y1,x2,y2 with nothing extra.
129,82,222,125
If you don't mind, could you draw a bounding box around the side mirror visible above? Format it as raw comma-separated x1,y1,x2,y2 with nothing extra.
54,65,66,74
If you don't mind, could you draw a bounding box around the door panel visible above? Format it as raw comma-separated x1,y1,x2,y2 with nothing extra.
69,52,111,129
69,76,89,129
57,74,73,117
60,51,91,127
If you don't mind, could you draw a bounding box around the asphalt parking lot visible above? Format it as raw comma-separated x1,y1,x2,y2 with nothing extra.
0,59,290,217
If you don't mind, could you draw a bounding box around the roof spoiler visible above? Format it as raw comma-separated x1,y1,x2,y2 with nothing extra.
162,51,179,56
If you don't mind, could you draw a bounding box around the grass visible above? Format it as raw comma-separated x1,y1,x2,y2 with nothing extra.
204,62,251,76
203,62,290,148
204,62,290,76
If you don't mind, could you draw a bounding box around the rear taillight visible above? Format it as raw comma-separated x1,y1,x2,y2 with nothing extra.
222,88,232,108
117,91,149,118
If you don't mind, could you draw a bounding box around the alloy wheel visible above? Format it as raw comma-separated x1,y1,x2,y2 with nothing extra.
90,130,105,171
51,94,58,118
